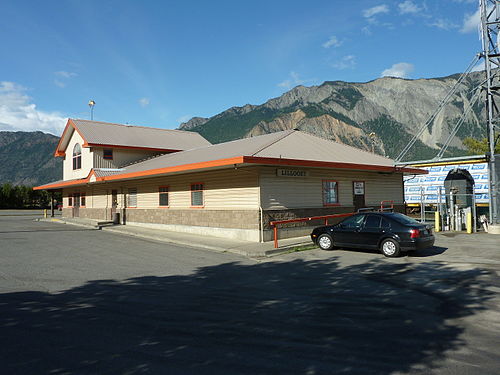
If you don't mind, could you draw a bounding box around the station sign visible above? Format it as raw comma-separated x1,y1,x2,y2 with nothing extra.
276,169,309,178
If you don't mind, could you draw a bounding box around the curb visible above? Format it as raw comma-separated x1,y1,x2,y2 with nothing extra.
39,217,315,258
102,227,229,253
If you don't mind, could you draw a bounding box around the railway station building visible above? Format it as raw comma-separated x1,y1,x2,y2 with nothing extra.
35,119,425,241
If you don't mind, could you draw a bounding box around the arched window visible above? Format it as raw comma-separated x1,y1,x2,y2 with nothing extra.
73,143,82,170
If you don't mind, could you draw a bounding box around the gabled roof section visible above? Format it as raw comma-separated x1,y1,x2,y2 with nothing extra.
99,130,426,181
37,130,427,190
54,119,211,156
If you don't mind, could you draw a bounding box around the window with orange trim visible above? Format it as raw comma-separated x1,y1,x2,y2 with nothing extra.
81,193,86,207
190,183,204,207
159,186,169,207
73,144,82,170
68,195,73,207
322,180,339,205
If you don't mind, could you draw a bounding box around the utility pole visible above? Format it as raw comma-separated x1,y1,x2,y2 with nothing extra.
480,0,499,224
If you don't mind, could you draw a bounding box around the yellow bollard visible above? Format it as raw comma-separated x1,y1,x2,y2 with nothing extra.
434,211,440,232
466,212,472,234
44,209,47,218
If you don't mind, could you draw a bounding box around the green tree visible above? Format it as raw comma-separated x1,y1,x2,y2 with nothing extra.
462,135,500,155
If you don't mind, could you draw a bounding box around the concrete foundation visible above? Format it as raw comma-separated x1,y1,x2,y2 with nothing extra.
126,221,261,242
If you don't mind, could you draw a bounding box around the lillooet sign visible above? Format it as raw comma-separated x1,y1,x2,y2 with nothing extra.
276,169,309,178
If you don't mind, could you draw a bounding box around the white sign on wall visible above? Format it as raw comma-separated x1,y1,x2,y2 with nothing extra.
276,169,309,178
353,181,365,195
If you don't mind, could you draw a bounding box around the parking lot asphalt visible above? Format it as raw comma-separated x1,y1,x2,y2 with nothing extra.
1,211,499,374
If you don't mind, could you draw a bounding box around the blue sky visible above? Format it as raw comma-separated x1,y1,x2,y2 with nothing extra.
0,0,483,135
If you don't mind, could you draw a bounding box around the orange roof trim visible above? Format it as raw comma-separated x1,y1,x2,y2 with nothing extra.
55,118,190,157
34,155,426,191
54,119,87,157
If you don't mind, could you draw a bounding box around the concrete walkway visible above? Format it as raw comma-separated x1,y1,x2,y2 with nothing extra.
39,217,312,257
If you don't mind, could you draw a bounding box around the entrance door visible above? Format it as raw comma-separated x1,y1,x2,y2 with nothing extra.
111,190,118,220
353,181,366,211
73,193,80,218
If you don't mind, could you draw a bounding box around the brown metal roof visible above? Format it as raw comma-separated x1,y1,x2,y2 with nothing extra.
120,130,395,174
37,130,426,190
56,119,211,155
93,169,125,178
73,119,211,149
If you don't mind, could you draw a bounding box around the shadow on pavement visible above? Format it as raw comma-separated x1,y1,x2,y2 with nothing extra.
407,246,448,257
0,259,494,374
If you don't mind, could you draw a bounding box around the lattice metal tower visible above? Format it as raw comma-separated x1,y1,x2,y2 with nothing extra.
480,0,499,224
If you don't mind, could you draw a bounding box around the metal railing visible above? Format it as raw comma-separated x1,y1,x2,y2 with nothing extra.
269,213,355,248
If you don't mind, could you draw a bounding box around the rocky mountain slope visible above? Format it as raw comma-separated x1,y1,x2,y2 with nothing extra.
179,72,485,161
0,131,62,186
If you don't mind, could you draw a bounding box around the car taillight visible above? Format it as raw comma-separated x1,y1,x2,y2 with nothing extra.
410,229,420,238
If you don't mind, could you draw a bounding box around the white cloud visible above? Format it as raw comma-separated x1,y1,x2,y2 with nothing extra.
398,1,420,14
461,8,480,33
53,71,77,88
0,81,67,135
54,71,77,79
429,18,458,30
381,62,414,78
139,97,150,107
278,71,314,89
322,35,342,48
332,55,356,70
363,4,389,19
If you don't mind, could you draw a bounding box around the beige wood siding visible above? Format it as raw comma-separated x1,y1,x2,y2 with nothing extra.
93,148,163,169
63,131,93,180
260,166,403,210
78,168,259,210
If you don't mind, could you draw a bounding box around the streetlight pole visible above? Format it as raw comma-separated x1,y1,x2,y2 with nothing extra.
88,100,96,121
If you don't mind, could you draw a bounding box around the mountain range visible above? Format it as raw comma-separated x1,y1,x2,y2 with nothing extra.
0,131,62,186
180,71,485,161
0,71,486,186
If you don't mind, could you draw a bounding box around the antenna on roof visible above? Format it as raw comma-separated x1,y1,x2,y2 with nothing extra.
88,100,96,121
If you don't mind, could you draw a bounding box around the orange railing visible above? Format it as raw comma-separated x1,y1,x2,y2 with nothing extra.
380,200,394,211
269,213,355,248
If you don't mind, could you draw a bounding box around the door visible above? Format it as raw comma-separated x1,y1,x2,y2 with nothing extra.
353,181,365,211
111,190,118,220
73,193,80,218
334,214,366,246
358,214,382,248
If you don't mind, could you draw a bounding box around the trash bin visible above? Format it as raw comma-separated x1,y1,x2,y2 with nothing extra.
113,212,120,224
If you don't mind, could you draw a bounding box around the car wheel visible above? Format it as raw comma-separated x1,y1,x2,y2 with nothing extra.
380,238,401,257
317,234,334,250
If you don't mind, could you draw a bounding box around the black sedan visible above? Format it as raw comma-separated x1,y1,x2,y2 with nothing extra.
311,212,435,257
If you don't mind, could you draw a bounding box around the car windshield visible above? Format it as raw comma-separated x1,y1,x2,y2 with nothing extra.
388,213,420,225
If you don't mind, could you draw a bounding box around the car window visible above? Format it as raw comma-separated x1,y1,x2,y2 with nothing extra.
388,213,420,225
365,215,381,228
381,218,391,229
340,214,365,228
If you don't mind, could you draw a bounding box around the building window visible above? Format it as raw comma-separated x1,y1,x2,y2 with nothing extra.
191,183,204,207
73,143,82,170
68,195,73,207
159,186,169,207
128,188,137,207
81,193,86,207
323,180,339,205
103,149,113,160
